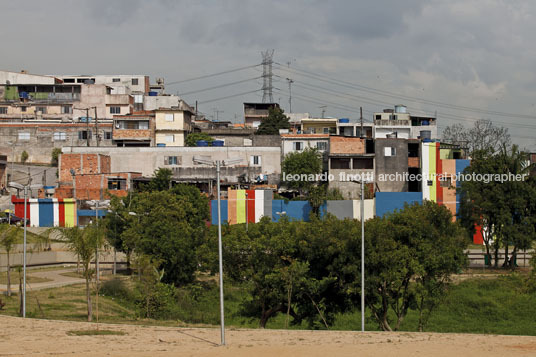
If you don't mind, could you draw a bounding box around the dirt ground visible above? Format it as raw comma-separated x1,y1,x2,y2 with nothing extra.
1,315,536,357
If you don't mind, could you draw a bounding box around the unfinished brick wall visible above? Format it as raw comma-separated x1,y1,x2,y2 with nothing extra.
59,153,111,182
330,137,365,154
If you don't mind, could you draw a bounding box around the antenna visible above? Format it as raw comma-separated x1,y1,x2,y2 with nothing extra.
261,49,274,103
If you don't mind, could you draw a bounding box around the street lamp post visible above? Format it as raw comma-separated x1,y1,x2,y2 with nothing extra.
360,179,365,332
8,181,43,318
193,157,241,346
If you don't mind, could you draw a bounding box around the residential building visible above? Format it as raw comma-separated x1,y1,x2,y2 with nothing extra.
336,118,374,138
155,107,193,147
244,102,280,128
374,138,421,193
61,146,282,188
328,136,375,199
281,133,329,157
300,117,337,134
56,152,141,200
373,105,437,140
0,122,113,164
113,111,155,147
54,74,150,94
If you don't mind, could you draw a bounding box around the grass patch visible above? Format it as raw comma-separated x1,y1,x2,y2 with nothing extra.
0,273,52,285
67,329,126,336
1,272,535,335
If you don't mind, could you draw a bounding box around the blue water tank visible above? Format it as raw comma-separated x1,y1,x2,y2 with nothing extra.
148,91,158,96
196,140,208,147
212,140,224,147
156,143,166,147
19,92,29,99
339,118,350,123
421,120,430,126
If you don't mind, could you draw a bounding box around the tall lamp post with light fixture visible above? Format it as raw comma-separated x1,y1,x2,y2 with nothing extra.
193,156,241,346
8,181,43,318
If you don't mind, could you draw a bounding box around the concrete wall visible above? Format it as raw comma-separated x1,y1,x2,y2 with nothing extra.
144,95,181,111
375,138,410,192
375,192,422,217
0,70,56,85
281,135,329,157
62,146,282,184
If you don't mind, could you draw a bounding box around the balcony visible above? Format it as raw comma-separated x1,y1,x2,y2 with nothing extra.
375,119,410,126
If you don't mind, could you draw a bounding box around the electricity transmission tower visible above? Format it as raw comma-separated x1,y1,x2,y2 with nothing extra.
261,50,274,103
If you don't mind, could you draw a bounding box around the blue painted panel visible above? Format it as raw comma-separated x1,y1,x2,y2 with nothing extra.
455,160,471,216
210,200,228,225
375,192,422,217
77,209,107,217
271,200,312,222
38,199,54,227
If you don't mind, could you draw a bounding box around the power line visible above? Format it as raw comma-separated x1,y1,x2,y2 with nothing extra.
179,77,261,96
274,63,536,121
197,89,263,105
167,64,261,86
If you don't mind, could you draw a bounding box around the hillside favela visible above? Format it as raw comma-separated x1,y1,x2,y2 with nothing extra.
1,1,536,356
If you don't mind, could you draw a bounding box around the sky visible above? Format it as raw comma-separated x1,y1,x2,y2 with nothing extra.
2,0,536,150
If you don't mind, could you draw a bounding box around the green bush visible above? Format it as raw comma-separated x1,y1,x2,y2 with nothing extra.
101,278,132,300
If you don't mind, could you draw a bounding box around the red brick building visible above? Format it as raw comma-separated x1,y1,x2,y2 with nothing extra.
56,152,141,200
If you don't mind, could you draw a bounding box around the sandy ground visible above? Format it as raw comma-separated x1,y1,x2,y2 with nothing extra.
1,315,536,356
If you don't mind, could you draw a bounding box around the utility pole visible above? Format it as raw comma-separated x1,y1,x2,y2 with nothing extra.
320,105,327,118
286,78,294,113
94,107,99,147
360,106,364,139
85,108,90,147
213,108,224,121
261,49,274,103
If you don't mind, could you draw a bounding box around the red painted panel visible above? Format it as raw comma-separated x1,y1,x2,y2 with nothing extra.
58,199,65,227
246,190,255,223
436,143,443,205
473,224,484,244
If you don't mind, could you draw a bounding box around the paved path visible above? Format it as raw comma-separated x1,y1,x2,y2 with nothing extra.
0,268,85,293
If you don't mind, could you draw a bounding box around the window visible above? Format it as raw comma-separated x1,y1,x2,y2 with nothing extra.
53,132,66,141
316,141,327,151
331,158,351,169
0,107,7,114
110,106,121,114
323,127,330,134
408,143,419,158
104,131,112,140
78,130,92,140
108,178,126,190
36,106,47,114
112,78,120,82
250,155,262,166
164,156,180,165
131,78,139,85
427,180,433,187
440,177,452,188
165,135,175,143
293,142,303,151
21,106,27,112
62,106,72,114
165,113,174,122
384,147,396,157
353,158,373,169
375,115,381,120
18,132,30,141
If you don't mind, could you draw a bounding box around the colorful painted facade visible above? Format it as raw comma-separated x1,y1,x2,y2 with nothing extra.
12,196,77,227
421,142,470,219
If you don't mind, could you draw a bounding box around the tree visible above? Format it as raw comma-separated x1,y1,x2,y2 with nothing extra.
281,148,323,195
51,148,62,167
146,168,173,191
0,224,19,296
60,225,103,321
185,132,214,147
442,120,511,156
458,145,535,268
256,107,290,135
20,150,28,164
125,189,208,286
307,185,343,216
364,201,466,331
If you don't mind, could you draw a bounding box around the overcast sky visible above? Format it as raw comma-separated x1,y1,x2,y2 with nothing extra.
2,0,536,149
